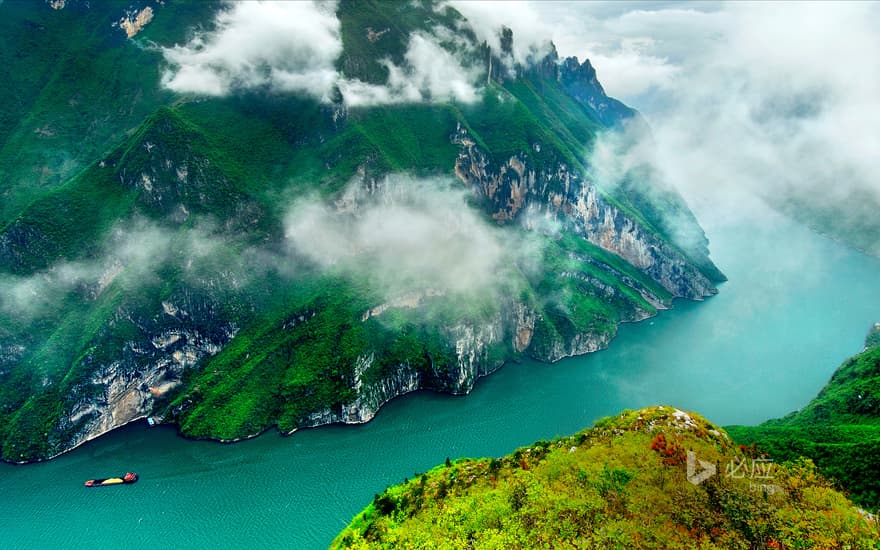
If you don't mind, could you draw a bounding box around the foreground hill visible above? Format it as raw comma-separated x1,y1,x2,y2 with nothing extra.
333,406,878,549
727,323,880,510
0,0,722,462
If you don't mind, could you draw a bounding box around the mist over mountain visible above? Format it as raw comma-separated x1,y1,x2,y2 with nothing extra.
465,1,880,255
0,0,729,462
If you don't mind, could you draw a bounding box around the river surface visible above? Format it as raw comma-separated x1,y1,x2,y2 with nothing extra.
2,208,879,549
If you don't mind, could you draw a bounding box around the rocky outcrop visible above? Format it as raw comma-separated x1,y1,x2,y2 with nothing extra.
453,124,716,301
49,291,238,460
558,56,636,127
294,354,422,430
292,311,512,432
115,6,154,39
510,301,537,353
567,184,716,299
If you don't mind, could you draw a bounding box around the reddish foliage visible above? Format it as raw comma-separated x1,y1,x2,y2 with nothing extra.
649,433,686,466
739,443,761,458
650,433,667,451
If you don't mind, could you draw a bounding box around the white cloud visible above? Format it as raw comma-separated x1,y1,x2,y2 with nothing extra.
160,1,342,100
447,0,555,69
488,1,880,245
447,2,720,101
578,38,679,99
284,175,504,297
161,3,481,107
0,221,230,321
641,3,880,223
339,32,482,107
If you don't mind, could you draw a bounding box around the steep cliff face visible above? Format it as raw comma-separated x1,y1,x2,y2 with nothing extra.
2,288,239,462
0,1,725,461
295,314,509,432
59,301,235,456
295,300,512,432
453,125,717,300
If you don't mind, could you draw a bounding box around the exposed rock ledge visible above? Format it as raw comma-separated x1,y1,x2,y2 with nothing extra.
288,298,658,439
9,284,706,464
6,127,720,462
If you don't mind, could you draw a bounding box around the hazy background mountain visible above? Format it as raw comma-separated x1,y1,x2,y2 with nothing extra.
455,1,880,256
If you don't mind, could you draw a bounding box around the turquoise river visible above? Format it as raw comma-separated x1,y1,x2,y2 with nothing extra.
2,207,879,549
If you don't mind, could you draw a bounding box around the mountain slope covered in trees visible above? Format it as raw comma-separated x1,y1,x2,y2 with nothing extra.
0,0,723,462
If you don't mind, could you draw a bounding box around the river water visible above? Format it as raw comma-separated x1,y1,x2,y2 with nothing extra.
2,208,878,549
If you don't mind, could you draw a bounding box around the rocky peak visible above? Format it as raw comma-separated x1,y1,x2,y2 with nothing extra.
559,56,636,127
560,56,603,93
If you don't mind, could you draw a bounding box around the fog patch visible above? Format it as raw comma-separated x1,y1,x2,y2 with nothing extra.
284,175,508,303
0,220,231,321
160,1,342,100
339,32,482,107
493,3,880,239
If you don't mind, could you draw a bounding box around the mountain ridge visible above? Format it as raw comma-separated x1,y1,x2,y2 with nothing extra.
0,0,723,462
332,405,879,548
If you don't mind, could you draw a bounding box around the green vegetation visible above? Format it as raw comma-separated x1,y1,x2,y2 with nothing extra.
0,1,720,461
727,324,880,510
0,0,218,226
527,232,671,356
333,406,879,549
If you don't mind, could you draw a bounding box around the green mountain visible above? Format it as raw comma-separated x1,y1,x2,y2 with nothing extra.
332,406,879,549
0,0,723,462
727,323,880,510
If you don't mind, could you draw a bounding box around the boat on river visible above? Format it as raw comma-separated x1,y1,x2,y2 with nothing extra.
84,472,138,487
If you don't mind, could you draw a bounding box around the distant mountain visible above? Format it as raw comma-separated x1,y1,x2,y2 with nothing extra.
775,193,880,258
0,0,722,462
728,323,880,510
332,406,878,548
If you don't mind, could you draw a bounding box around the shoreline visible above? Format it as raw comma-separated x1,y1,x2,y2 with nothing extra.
1,297,695,465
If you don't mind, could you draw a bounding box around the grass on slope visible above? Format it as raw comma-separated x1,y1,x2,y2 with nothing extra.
169,271,494,441
333,406,879,549
727,326,880,511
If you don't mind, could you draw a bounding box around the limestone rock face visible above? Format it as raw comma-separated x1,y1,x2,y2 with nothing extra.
47,291,238,461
